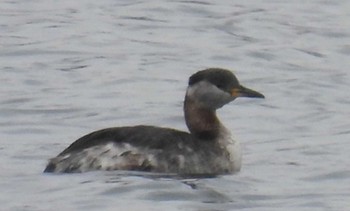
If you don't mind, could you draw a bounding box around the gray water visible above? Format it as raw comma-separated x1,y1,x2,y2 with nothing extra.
1,0,350,210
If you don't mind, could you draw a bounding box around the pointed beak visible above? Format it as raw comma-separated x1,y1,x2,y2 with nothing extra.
231,85,265,98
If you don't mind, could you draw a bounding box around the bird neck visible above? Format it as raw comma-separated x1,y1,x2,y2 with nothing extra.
184,95,222,140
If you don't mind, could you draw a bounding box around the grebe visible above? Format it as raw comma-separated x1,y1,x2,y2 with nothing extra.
44,68,264,175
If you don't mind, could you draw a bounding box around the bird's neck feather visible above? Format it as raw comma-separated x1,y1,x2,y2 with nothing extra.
184,96,222,140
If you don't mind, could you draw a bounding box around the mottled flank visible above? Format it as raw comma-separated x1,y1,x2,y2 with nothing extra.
45,143,154,173
44,126,240,174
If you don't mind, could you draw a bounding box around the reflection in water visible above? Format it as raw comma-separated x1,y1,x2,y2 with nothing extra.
101,172,232,204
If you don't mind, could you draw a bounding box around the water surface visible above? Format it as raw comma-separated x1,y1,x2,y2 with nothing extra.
1,0,350,210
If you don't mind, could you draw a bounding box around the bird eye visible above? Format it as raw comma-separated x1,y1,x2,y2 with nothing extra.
216,84,224,89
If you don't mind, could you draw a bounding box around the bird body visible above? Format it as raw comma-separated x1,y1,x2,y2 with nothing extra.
44,68,264,175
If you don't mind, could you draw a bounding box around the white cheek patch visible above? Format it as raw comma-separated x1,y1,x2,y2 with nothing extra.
186,81,232,109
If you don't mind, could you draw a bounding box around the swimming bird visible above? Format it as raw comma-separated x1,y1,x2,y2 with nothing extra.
44,68,264,175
